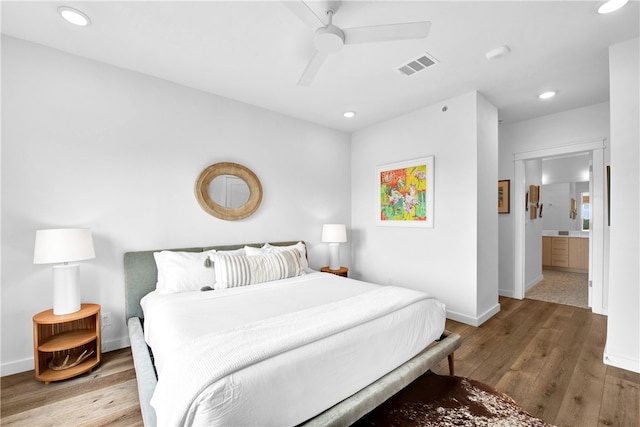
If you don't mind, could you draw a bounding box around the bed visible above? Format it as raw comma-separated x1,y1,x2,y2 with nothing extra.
124,241,461,426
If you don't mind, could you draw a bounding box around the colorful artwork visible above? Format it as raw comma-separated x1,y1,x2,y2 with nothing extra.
376,157,434,228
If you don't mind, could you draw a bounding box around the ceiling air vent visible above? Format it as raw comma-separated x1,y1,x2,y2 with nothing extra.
397,53,439,76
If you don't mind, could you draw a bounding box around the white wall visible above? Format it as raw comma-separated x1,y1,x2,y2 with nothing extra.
350,91,499,326
476,94,500,320
605,37,639,373
1,37,351,375
524,159,543,290
542,155,591,185
498,102,610,298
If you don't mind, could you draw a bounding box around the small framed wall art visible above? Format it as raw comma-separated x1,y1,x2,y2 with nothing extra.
498,180,510,214
529,185,540,203
376,156,434,228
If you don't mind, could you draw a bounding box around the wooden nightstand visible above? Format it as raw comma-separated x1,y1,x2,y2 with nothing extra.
321,266,348,278
33,303,101,384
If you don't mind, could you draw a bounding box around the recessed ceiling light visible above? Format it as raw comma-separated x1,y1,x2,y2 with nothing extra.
343,111,356,118
485,46,510,61
598,0,629,14
539,91,557,100
58,6,91,26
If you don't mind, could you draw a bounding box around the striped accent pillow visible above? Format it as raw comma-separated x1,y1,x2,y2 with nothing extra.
210,249,303,289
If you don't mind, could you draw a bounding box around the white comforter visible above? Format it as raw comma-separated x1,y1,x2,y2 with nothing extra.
142,272,446,426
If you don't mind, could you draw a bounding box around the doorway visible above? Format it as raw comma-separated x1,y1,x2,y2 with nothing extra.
513,139,606,315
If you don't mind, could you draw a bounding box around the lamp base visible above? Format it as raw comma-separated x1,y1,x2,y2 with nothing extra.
52,264,81,315
328,243,341,270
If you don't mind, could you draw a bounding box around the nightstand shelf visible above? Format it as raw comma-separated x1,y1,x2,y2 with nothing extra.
38,329,97,352
36,358,99,383
321,266,349,277
33,303,101,384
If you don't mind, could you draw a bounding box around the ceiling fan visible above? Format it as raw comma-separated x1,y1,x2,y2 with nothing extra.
283,0,431,86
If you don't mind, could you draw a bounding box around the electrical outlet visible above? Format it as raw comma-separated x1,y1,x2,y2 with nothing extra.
102,312,112,327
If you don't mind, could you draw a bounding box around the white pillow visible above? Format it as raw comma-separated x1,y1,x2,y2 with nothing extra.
216,248,245,256
264,242,311,272
210,249,303,289
153,250,217,294
243,245,265,256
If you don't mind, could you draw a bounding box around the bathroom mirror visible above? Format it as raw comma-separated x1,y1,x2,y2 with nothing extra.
195,162,262,220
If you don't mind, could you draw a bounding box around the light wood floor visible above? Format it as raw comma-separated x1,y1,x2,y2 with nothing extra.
2,296,638,426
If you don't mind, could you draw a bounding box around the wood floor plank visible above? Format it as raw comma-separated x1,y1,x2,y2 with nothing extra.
459,299,550,376
598,375,640,426
516,308,593,422
1,350,137,418
554,312,608,427
2,380,141,427
471,301,559,386
1,348,143,426
494,309,566,404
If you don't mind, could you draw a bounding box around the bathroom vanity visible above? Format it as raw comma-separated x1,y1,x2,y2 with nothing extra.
542,231,589,272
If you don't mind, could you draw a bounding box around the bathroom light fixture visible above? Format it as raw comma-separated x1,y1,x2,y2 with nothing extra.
539,91,557,100
598,0,629,14
58,6,91,26
343,111,356,118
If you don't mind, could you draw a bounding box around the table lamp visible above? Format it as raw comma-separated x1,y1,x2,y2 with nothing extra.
33,228,95,315
321,224,347,270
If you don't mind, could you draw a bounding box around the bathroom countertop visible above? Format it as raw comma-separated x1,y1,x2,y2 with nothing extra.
542,230,589,238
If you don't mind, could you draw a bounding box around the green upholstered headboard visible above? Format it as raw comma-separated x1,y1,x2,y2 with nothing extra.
123,241,303,320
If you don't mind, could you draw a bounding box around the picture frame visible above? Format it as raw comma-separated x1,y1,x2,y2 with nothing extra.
529,185,539,203
498,180,510,214
606,165,611,226
376,156,434,228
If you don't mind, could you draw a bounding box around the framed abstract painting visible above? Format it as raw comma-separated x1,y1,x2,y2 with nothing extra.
376,156,434,228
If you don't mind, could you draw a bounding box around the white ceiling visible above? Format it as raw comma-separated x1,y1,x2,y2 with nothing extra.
2,1,639,132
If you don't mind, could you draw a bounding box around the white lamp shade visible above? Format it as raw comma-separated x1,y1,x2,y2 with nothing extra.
33,228,95,264
321,224,347,243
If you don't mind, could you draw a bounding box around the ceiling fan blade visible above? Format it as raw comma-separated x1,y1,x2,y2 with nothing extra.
343,21,431,45
298,51,328,86
281,1,326,30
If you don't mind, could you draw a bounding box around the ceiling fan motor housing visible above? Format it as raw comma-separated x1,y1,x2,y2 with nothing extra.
315,24,345,53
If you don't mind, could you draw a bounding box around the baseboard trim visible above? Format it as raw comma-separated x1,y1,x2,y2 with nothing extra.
447,303,501,327
477,303,501,325
604,348,640,373
1,357,33,377
526,274,544,291
499,289,516,298
102,336,131,353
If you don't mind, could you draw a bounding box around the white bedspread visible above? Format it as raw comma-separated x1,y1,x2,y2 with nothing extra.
142,272,446,426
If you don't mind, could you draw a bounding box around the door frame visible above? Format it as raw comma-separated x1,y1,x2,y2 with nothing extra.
513,138,606,314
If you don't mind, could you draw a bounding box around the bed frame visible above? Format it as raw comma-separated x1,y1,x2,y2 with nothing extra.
124,241,461,427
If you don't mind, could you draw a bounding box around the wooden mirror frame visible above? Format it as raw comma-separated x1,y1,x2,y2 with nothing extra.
195,162,263,220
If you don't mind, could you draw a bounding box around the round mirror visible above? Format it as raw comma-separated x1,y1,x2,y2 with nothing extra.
209,175,250,208
195,162,262,220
